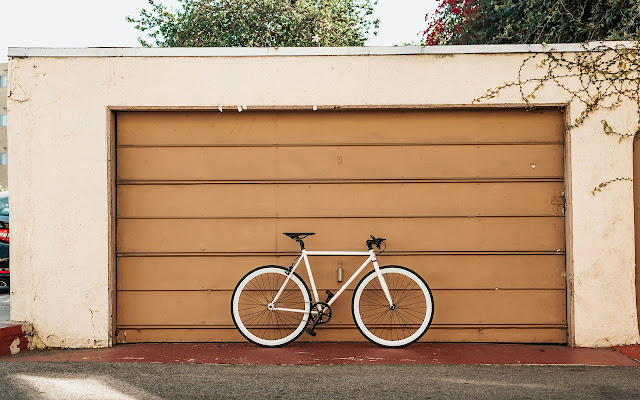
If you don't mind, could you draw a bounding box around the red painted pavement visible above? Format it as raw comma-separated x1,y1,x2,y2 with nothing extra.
614,344,640,363
2,342,638,366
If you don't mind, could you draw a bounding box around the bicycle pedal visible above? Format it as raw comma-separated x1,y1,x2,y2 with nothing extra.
325,290,335,301
305,329,317,337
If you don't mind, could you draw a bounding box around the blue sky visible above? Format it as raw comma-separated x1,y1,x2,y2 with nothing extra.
0,0,436,62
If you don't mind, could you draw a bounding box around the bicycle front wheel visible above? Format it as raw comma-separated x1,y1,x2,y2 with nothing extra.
231,265,311,347
352,266,434,348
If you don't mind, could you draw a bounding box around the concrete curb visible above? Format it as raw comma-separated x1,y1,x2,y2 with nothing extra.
0,322,32,356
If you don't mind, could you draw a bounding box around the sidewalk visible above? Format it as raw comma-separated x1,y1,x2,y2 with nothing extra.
2,342,640,366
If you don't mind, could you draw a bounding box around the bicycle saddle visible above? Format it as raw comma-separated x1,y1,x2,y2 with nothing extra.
283,232,315,239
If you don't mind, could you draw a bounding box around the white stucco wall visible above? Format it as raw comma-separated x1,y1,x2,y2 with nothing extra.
7,43,640,347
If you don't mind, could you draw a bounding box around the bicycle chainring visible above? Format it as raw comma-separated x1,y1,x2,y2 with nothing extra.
310,302,332,325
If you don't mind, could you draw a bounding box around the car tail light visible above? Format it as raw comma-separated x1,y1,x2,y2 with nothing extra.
0,228,9,243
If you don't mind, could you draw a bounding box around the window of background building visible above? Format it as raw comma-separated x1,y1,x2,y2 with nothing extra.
0,154,7,166
0,76,6,88
0,115,5,127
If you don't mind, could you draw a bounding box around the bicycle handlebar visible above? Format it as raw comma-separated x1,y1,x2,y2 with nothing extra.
366,235,386,250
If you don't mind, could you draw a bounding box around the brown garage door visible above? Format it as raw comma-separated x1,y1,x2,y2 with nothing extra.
115,109,566,343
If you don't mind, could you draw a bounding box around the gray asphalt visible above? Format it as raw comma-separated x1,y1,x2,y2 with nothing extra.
0,294,9,322
0,363,639,399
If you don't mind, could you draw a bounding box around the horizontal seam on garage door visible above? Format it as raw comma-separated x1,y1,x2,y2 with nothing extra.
116,251,566,256
116,288,567,292
116,178,565,185
116,215,564,219
115,324,568,329
116,142,565,148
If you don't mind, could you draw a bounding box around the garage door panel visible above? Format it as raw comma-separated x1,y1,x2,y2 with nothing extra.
117,328,245,343
117,112,277,146
433,290,566,324
116,289,565,326
119,184,277,218
117,147,277,181
117,109,563,146
421,327,567,343
118,182,565,218
118,255,566,291
280,145,563,181
117,217,564,253
117,145,563,181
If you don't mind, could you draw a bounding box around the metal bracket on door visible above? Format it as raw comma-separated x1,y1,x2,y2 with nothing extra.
551,193,566,215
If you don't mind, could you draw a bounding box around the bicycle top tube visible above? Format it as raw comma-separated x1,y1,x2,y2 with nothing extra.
304,250,371,256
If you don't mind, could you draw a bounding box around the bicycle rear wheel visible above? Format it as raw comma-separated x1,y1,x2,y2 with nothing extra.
231,265,311,347
352,266,434,347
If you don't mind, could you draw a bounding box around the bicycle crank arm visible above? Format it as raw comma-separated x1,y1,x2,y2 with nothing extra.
305,317,320,336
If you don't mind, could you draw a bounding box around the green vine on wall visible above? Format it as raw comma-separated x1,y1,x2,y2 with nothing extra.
473,42,640,195
591,177,634,195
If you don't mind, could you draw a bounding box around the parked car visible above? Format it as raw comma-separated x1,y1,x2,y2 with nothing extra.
0,192,9,292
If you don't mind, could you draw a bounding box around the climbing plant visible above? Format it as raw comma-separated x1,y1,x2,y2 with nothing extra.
474,43,640,137
471,43,640,194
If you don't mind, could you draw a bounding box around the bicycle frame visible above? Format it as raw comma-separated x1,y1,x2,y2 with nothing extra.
269,249,394,314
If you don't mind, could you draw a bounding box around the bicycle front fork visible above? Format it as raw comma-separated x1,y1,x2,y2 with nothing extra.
372,256,395,308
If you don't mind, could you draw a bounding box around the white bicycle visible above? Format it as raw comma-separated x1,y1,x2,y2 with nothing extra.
231,233,434,348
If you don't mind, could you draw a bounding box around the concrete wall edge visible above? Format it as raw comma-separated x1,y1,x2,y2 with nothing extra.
8,41,637,58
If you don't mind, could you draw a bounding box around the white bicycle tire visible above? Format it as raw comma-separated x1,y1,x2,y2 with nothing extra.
231,266,311,347
352,266,434,347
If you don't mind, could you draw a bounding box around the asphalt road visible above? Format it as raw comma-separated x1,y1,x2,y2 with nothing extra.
0,294,9,322
0,363,639,399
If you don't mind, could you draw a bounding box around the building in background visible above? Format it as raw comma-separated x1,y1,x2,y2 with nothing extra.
0,63,7,189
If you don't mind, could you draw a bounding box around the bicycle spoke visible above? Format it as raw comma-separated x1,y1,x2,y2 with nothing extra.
238,308,271,321
395,306,425,320
240,291,267,306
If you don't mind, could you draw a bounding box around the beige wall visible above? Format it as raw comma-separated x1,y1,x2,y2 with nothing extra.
7,45,640,348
